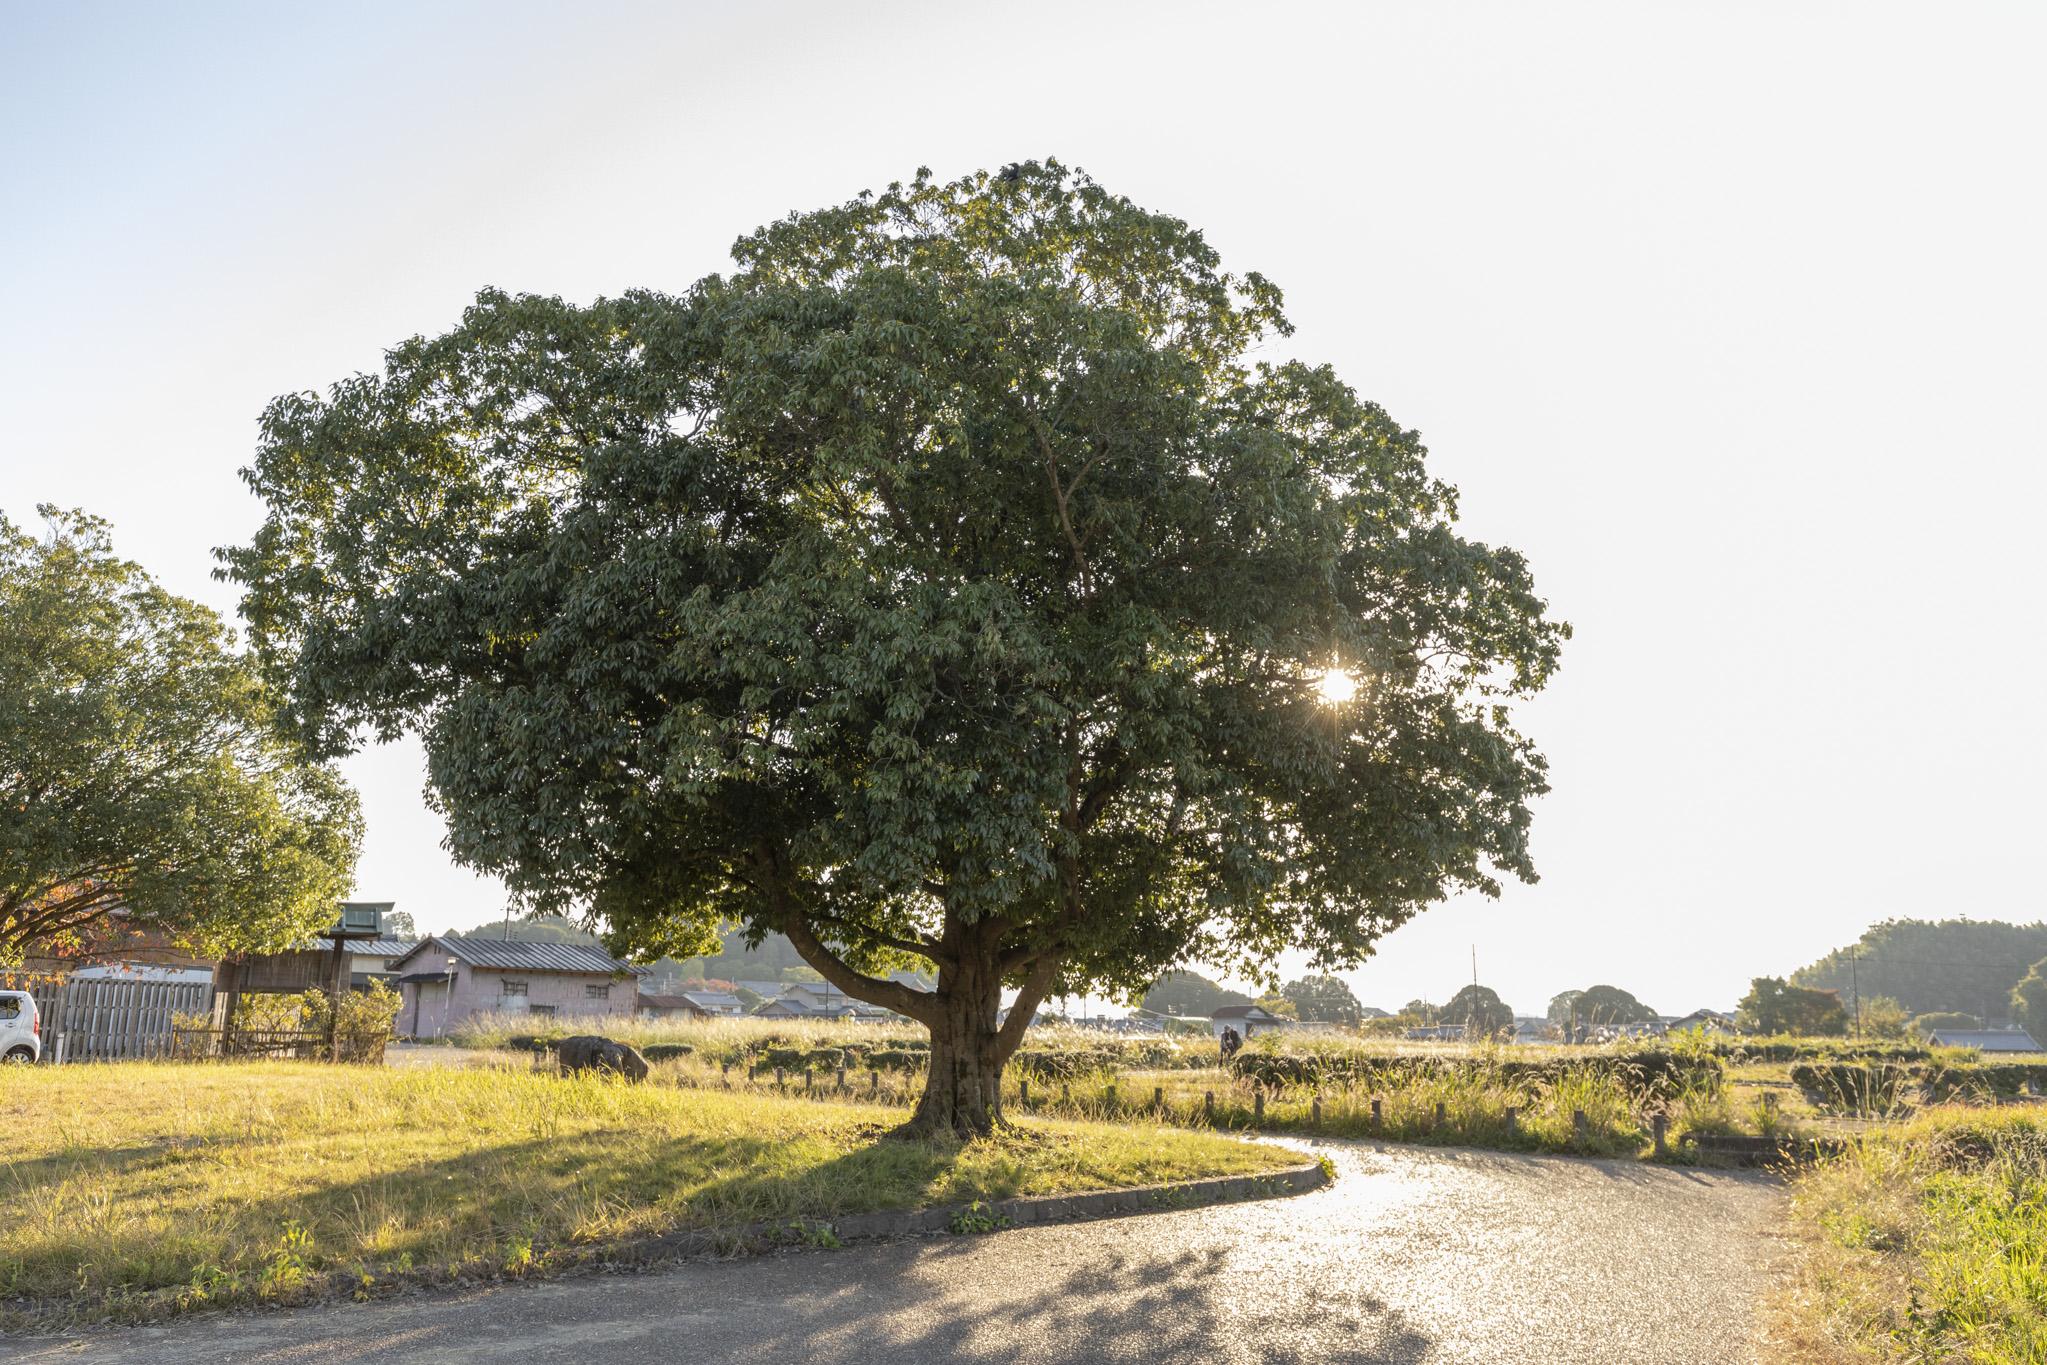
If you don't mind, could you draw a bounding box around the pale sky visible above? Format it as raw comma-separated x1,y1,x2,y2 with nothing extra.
5,1,2043,1017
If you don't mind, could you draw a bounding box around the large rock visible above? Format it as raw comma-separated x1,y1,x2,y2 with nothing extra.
553,1035,650,1083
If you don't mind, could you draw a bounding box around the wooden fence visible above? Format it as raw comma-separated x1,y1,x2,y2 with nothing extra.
26,978,214,1063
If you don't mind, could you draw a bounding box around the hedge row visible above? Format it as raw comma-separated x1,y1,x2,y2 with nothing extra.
1791,1061,2047,1110
1227,1049,1722,1099
1704,1039,1935,1063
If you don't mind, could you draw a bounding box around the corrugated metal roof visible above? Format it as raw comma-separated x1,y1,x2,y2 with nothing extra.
1929,1029,2043,1052
351,939,416,959
390,935,644,976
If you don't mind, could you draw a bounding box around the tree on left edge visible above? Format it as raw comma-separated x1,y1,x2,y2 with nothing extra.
0,507,361,965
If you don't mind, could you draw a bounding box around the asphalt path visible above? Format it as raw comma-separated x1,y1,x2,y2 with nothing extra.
17,1137,1787,1365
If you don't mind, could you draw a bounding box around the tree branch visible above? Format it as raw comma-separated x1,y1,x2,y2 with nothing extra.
753,846,938,1024
994,951,1063,1058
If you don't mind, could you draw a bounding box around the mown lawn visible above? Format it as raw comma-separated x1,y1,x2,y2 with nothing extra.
0,1061,1295,1327
1777,1107,2047,1363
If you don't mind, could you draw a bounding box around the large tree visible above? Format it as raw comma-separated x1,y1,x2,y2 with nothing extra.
1563,983,1658,1029
1443,983,1515,1038
0,508,360,965
2010,959,2047,1038
1738,977,1849,1036
225,162,1565,1136
1282,973,1365,1026
1140,969,1251,1018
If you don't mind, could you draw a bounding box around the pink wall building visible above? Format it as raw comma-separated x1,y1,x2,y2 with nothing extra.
390,936,644,1039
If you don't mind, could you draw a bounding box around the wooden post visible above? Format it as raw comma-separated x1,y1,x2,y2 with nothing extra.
1061,1083,1071,1107
871,1068,880,1095
1253,1087,1265,1121
1204,1091,1214,1122
1434,1101,1446,1130
775,1066,785,1091
1505,1105,1518,1136
1104,1084,1117,1112
805,1069,815,1094
1020,1077,1030,1108
1370,1097,1382,1130
1312,1094,1323,1125
1573,1109,1588,1145
837,1065,847,1091
325,934,347,1064
1652,1113,1668,1157
1153,1085,1164,1112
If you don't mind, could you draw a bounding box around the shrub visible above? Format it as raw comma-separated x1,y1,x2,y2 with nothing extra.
1921,1063,2047,1103
1789,1062,1917,1116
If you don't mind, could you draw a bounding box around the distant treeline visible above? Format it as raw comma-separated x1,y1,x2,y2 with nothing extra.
1792,918,2047,1023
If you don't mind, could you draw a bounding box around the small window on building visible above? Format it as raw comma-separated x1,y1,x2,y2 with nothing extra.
585,984,611,1000
529,1004,556,1017
501,979,528,998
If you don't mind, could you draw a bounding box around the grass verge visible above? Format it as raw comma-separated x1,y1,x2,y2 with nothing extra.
1777,1106,2047,1362
0,1060,1295,1329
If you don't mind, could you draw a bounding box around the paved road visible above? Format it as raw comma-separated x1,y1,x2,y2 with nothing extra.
17,1138,1786,1365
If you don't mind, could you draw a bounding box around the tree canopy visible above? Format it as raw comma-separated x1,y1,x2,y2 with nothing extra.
1140,969,1251,1018
1738,977,1848,1036
1561,984,1658,1029
1909,1011,1980,1039
224,161,1565,1134
0,508,360,965
1280,973,1365,1026
448,913,599,944
1443,983,1514,1037
2010,959,2047,1038
1793,918,2047,1023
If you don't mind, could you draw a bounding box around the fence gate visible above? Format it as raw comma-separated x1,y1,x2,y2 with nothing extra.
29,979,214,1062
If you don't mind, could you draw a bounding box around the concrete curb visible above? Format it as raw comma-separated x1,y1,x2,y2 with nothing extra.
611,1159,1331,1264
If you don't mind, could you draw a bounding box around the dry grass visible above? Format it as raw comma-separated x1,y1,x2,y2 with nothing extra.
1775,1106,2047,1363
0,1060,1295,1328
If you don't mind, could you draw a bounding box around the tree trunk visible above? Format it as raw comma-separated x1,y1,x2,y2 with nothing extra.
903,941,1012,1140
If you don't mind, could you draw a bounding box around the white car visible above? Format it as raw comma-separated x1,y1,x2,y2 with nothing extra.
0,991,41,1063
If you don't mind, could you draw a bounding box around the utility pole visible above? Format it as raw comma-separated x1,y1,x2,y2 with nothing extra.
1851,948,1860,1039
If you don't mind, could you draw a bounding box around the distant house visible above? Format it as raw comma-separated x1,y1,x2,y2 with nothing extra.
1511,1017,1552,1043
1403,1023,1466,1042
389,935,645,1039
1666,1008,1737,1034
1210,1004,1288,1039
761,981,897,1020
677,990,746,1017
1358,1006,1392,1021
637,993,713,1020
1928,1028,2043,1053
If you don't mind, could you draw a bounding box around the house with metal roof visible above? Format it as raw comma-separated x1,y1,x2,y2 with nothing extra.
1210,1004,1290,1038
388,935,645,1039
676,990,746,1016
1928,1028,2044,1053
637,992,715,1019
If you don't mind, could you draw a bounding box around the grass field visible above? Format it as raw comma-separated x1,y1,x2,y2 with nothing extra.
0,1060,1296,1328
1777,1108,2047,1363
